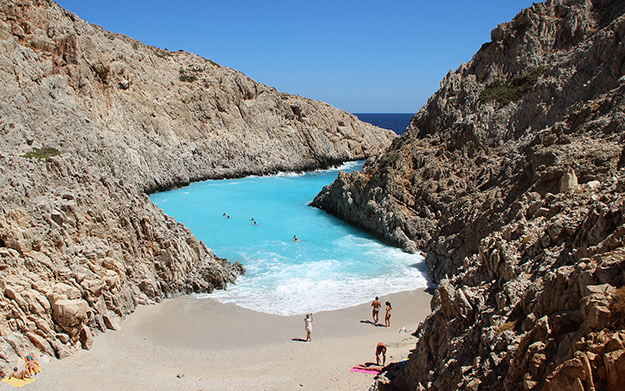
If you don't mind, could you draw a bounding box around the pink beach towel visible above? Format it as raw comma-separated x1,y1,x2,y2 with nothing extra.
350,366,381,374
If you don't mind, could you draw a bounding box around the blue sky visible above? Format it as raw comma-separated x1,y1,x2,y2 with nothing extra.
55,0,535,113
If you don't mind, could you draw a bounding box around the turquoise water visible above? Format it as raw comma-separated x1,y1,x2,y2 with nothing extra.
150,161,428,315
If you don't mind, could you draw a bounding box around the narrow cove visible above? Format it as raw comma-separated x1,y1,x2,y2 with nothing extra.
150,161,429,315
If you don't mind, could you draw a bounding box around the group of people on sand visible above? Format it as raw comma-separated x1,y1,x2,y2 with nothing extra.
0,354,40,381
371,296,392,327
371,296,391,366
302,296,393,336
301,296,393,367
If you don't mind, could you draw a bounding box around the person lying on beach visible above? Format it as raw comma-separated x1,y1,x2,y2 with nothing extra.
376,342,387,366
9,366,30,380
353,361,403,373
353,363,385,372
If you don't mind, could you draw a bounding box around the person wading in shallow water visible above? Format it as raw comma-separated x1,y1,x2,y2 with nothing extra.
304,313,313,342
371,297,381,325
293,235,299,242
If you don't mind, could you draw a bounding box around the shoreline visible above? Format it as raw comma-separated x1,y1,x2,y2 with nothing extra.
26,289,432,390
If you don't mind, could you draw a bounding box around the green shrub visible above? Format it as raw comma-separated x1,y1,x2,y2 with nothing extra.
179,69,197,83
384,153,401,163
480,67,545,104
21,146,61,162
380,152,401,171
154,49,172,58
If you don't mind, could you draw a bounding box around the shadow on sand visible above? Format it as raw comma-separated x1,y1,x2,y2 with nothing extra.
292,338,309,342
360,320,386,327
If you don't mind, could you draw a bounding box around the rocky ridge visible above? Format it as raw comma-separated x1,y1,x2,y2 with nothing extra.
0,0,395,371
312,0,625,389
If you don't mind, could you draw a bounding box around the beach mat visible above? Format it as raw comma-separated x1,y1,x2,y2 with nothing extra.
350,366,381,374
2,377,37,388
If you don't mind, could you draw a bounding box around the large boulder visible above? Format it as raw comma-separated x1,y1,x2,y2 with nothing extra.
51,299,89,334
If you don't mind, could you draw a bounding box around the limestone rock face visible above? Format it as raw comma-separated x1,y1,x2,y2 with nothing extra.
312,0,625,389
0,0,395,370
0,0,394,193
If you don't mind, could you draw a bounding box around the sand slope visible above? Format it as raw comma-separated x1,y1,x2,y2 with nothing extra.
23,289,431,390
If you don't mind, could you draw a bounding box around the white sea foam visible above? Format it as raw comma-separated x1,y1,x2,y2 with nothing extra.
204,251,428,316
273,160,364,178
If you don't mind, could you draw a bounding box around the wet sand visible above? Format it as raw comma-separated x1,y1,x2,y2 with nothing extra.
26,289,432,390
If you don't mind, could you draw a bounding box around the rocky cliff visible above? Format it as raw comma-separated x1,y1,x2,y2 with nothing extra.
312,0,625,389
0,0,395,370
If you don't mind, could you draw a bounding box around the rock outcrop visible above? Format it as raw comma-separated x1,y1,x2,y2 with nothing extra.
312,0,625,389
0,0,395,371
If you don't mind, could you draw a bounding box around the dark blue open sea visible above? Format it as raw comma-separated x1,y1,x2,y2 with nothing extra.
354,113,414,135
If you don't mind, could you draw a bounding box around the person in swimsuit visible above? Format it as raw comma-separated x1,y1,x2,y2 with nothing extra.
24,354,40,376
304,313,313,342
376,342,387,366
384,301,392,327
371,297,381,325
9,367,30,380
293,235,299,242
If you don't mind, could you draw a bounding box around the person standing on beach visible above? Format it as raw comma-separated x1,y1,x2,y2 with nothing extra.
304,313,313,342
376,342,387,366
384,301,392,327
371,297,381,325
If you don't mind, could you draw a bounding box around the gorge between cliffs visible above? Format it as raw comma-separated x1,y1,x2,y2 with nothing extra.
1,0,625,391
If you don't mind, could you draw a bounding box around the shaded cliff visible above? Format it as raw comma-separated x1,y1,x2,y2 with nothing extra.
312,0,625,389
0,0,395,369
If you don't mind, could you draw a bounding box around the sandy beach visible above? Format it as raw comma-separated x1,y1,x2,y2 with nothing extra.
18,289,432,391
